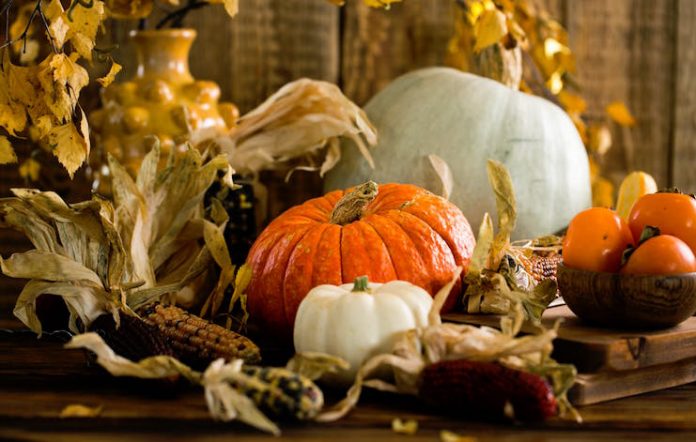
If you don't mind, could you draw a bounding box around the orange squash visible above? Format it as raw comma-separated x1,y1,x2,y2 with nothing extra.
245,181,476,339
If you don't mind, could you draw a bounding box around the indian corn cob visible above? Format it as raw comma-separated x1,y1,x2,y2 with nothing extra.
89,313,175,362
139,303,261,369
418,359,557,422
235,365,324,420
519,252,563,283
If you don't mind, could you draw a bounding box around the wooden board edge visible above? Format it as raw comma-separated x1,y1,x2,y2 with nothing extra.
569,356,696,406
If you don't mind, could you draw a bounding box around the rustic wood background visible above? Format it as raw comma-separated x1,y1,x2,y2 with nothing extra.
1,0,695,301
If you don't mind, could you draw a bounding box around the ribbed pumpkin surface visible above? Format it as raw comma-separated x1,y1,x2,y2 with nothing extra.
245,183,475,339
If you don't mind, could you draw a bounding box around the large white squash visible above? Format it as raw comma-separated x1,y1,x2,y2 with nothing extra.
324,67,591,239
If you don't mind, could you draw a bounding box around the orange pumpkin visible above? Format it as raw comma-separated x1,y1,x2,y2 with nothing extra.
245,181,476,339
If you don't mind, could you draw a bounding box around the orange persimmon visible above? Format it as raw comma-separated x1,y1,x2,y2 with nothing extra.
621,235,696,275
562,208,634,273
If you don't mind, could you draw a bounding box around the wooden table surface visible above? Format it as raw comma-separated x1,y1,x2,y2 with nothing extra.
2,311,696,442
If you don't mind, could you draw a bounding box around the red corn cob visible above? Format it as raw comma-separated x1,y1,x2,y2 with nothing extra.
418,359,557,422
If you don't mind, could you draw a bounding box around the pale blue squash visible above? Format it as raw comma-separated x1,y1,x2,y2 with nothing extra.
324,67,591,239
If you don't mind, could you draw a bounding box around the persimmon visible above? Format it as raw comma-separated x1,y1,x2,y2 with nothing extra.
621,235,696,275
628,192,696,253
562,208,634,273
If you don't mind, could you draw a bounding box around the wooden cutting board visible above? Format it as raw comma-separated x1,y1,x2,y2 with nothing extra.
444,305,696,405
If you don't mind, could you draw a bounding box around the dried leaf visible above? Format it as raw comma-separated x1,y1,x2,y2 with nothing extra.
97,61,122,88
223,0,239,17
66,0,106,60
66,332,198,380
558,91,587,115
66,333,297,434
0,198,61,252
0,55,28,136
392,418,418,435
19,40,40,64
12,280,113,334
286,352,351,381
588,123,612,156
215,79,376,177
468,213,494,276
606,101,636,127
486,160,516,270
1,250,102,286
38,53,89,123
46,0,70,48
226,263,252,329
440,431,478,442
202,359,281,435
201,219,234,316
60,404,103,418
0,136,17,164
474,9,508,52
49,110,91,178
428,154,453,200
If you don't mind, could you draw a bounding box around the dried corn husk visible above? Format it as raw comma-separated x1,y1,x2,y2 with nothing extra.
461,160,558,321
314,269,578,423
66,332,322,435
213,79,376,179
0,142,242,332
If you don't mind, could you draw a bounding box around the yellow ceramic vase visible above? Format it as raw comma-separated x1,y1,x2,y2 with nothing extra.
90,28,238,184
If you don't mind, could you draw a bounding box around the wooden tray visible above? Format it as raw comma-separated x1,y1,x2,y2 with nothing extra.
444,304,696,405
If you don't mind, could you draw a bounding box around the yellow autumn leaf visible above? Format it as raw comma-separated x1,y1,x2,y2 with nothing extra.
0,101,26,136
18,40,40,64
48,109,91,178
59,404,103,418
28,115,54,142
543,37,566,58
587,123,612,156
606,101,636,127
97,61,122,88
0,53,28,135
34,116,54,141
45,0,70,48
223,0,239,17
38,53,89,123
0,136,18,164
391,418,418,435
66,0,106,60
558,90,587,115
19,158,41,181
440,430,479,442
547,70,563,94
207,0,238,17
474,8,507,52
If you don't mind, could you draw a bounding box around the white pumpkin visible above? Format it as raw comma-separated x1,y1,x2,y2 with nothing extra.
293,276,432,384
324,67,592,239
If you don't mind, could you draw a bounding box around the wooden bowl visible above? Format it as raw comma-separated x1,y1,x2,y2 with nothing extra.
556,263,696,329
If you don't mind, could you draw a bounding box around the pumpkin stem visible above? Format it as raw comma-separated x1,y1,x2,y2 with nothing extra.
329,181,378,225
352,275,370,292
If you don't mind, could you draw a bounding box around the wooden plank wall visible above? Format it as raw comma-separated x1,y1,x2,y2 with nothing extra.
2,0,696,301
98,0,694,189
